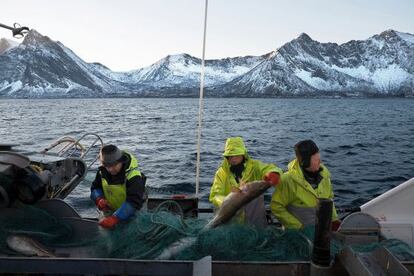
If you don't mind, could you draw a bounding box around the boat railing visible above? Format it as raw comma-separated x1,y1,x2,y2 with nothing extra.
40,133,104,170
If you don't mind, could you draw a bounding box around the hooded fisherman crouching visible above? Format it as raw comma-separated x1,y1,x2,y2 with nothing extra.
209,137,283,227
270,140,341,231
90,145,146,229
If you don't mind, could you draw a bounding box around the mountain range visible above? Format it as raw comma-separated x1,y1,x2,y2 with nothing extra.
0,29,413,98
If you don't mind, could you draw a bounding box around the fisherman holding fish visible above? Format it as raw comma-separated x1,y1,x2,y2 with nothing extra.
271,140,341,230
90,145,146,229
209,137,283,227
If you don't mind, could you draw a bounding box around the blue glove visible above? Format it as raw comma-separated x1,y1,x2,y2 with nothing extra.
113,201,136,221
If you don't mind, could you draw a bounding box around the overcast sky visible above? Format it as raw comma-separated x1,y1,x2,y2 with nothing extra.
1,0,413,71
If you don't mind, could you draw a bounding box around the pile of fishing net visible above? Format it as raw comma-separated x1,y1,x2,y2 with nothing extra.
103,213,413,261
93,201,414,261
96,207,205,259
1,204,414,262
93,211,314,260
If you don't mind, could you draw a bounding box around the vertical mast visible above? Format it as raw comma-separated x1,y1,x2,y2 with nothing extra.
195,0,208,197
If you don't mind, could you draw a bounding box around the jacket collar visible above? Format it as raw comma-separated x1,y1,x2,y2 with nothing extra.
287,159,328,197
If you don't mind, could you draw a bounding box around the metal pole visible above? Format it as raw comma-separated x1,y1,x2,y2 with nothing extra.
0,23,15,31
195,0,208,198
0,22,29,38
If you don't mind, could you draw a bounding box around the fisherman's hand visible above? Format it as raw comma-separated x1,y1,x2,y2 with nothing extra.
95,197,111,211
99,215,119,229
331,220,341,231
264,172,280,186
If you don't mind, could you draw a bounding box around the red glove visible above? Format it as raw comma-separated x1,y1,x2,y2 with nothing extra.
331,220,341,231
99,215,119,229
95,197,111,211
264,172,280,186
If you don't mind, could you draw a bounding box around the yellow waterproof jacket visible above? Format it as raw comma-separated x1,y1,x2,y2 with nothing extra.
101,152,142,210
209,137,282,208
270,159,338,229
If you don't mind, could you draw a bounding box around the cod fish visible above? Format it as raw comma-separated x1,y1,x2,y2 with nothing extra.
205,180,272,229
6,234,56,257
157,180,272,259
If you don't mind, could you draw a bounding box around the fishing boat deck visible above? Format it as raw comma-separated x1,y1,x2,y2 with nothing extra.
0,256,413,275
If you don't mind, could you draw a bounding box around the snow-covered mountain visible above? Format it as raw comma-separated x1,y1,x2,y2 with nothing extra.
212,30,414,97
0,30,138,97
130,53,265,88
1,29,413,98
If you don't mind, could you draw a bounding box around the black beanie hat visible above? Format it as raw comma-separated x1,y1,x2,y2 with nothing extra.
294,140,319,169
100,145,127,166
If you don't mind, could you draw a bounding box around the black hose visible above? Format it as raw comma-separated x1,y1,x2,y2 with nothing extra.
312,198,333,267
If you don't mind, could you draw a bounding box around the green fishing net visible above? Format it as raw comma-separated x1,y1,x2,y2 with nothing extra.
1,203,413,262
97,210,205,259
90,201,414,261
176,224,314,261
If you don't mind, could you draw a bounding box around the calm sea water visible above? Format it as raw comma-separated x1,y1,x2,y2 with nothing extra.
1,98,413,217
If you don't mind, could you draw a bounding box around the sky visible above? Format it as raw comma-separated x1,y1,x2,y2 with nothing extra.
1,0,413,71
